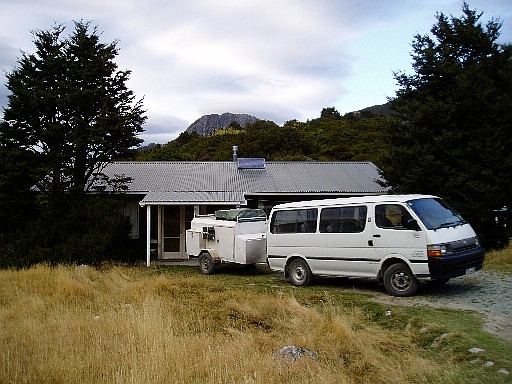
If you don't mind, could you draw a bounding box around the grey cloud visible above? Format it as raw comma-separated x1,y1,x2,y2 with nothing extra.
1,0,510,136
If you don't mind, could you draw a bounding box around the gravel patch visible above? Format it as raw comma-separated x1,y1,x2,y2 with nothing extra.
371,270,512,343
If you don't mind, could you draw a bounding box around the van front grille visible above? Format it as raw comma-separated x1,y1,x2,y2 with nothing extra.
447,237,479,255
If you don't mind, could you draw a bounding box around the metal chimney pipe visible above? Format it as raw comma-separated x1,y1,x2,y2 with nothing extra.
232,145,238,162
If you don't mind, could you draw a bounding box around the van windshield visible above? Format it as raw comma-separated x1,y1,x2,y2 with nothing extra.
406,198,467,230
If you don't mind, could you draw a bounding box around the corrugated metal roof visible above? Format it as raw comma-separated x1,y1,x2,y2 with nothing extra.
98,161,388,205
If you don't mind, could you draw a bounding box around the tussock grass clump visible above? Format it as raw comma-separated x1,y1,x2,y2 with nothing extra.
484,244,512,273
1,264,458,383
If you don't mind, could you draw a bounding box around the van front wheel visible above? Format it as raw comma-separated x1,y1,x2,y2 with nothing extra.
288,259,312,286
383,263,418,297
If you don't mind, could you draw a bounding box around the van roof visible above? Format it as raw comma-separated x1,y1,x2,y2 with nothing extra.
271,194,437,210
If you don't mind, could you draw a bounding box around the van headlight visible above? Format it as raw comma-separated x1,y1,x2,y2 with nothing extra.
427,244,447,257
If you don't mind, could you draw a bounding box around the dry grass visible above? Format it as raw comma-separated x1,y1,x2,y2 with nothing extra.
484,244,512,273
0,264,461,383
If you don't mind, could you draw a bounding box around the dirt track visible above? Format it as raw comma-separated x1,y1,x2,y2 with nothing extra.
370,270,512,343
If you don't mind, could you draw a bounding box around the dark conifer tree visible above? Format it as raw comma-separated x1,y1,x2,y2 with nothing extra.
382,3,512,246
2,21,146,207
1,21,146,265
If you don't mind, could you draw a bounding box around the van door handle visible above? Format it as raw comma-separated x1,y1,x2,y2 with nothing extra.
373,234,381,238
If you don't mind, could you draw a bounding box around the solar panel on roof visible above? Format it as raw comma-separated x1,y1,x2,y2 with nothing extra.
237,158,265,169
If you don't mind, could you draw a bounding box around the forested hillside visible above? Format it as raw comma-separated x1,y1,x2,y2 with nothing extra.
135,109,389,168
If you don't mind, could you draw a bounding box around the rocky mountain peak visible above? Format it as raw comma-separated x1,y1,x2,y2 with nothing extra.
186,112,259,136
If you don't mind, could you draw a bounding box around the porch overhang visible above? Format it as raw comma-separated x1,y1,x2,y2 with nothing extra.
140,191,248,267
138,191,246,206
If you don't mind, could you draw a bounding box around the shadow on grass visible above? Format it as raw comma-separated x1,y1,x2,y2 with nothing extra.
159,261,492,299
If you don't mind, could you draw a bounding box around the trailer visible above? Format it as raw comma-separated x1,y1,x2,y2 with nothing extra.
186,208,267,274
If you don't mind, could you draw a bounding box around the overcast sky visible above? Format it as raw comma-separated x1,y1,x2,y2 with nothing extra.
1,1,511,144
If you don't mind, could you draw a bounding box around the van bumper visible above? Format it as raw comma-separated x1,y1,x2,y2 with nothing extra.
427,247,485,279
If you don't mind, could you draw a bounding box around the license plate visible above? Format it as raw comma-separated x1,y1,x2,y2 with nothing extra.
466,267,476,275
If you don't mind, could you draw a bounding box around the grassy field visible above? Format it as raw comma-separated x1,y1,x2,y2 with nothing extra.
1,252,511,383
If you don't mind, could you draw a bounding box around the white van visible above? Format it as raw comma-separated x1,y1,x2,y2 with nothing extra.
266,195,484,296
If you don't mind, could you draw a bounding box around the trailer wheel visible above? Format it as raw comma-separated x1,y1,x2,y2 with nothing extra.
288,258,312,286
198,252,218,275
383,263,418,297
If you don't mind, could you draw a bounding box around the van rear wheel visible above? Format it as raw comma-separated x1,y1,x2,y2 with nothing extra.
383,263,418,297
288,259,312,286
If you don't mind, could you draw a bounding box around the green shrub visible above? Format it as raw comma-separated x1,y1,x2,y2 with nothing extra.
0,196,134,268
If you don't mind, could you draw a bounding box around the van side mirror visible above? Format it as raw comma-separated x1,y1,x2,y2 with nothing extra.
405,218,421,231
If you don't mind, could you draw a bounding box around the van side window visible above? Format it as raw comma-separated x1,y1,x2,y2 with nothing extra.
319,206,367,233
375,204,415,230
271,209,318,234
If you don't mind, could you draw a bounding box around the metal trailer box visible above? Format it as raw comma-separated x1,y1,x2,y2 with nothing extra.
186,229,205,257
235,233,267,264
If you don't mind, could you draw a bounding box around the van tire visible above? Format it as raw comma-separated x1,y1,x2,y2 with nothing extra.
199,252,218,275
288,259,313,286
383,263,418,297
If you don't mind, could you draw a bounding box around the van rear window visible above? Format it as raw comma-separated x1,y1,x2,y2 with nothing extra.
319,206,367,233
270,209,318,234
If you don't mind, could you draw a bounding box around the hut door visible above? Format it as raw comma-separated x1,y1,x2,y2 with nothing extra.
160,206,194,260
